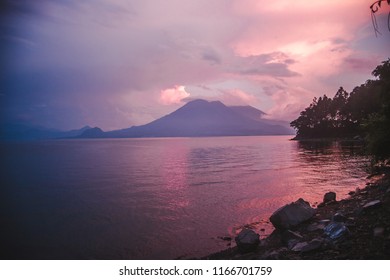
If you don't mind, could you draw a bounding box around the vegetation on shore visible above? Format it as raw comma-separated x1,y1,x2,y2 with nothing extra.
290,58,390,160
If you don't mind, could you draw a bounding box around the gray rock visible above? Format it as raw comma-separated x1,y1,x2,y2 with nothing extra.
307,222,326,232
270,198,315,230
263,248,288,260
362,200,382,212
291,242,309,252
235,229,260,253
302,238,324,253
281,230,303,244
323,192,336,203
291,238,324,253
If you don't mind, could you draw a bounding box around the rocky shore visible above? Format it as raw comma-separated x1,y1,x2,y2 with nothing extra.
204,169,390,260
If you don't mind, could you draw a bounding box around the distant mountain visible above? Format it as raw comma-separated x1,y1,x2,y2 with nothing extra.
229,105,293,130
229,105,266,122
78,127,104,138
2,100,294,140
0,122,91,140
98,99,293,138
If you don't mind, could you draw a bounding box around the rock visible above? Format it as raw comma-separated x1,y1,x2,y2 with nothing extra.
373,227,385,238
302,238,324,253
235,229,260,253
323,192,336,203
324,222,349,240
332,213,347,222
287,239,301,250
307,222,326,232
291,238,324,253
281,230,303,249
218,236,232,241
281,230,303,243
348,191,356,196
362,200,382,212
270,198,315,230
291,242,309,252
263,248,288,260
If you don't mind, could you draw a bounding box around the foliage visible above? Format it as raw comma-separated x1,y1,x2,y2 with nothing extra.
290,58,390,159
364,59,390,159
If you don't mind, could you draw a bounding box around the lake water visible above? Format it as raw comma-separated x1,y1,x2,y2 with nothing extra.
1,136,370,259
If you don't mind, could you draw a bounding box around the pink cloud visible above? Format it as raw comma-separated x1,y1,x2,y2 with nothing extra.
5,0,389,130
160,85,191,105
219,88,257,105
264,87,314,121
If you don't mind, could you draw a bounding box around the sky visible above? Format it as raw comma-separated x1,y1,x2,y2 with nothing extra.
1,0,389,131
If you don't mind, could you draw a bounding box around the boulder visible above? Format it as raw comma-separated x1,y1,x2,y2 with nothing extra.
270,198,315,230
323,192,336,203
235,229,260,253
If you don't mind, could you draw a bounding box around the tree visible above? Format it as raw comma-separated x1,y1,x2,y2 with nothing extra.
364,58,390,159
290,59,389,151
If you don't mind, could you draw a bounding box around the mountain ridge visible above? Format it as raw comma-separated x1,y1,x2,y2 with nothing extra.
81,99,293,138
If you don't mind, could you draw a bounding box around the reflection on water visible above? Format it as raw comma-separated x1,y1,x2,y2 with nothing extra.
1,136,370,259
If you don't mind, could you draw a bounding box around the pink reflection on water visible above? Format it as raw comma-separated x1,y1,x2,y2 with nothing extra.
159,140,190,210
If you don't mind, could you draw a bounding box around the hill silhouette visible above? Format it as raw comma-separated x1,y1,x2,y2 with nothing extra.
95,99,293,138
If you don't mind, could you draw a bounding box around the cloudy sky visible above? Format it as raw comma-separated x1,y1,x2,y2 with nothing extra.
1,0,389,130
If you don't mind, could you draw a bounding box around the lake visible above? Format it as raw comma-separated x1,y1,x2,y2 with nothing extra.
1,136,370,259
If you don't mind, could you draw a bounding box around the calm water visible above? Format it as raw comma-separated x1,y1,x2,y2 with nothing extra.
1,136,370,259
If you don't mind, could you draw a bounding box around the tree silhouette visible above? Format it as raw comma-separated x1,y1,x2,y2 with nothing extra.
290,58,390,157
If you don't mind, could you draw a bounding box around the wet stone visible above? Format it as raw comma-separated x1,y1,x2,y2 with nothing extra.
270,198,315,230
235,229,260,253
323,192,336,203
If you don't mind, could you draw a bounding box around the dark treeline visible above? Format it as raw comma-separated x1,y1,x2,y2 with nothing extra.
290,58,390,159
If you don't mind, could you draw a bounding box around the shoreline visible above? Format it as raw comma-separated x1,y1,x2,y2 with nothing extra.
202,168,390,260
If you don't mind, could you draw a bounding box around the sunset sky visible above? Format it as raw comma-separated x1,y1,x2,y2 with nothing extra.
1,0,389,130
